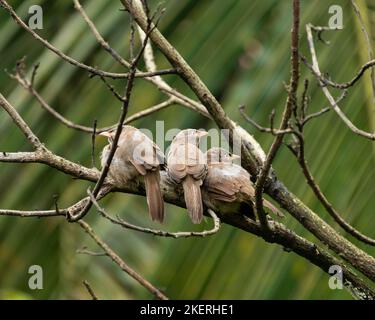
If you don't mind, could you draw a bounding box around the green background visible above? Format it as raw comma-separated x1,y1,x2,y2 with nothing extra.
0,0,374,299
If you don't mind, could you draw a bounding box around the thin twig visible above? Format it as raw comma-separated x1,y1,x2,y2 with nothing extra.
290,134,375,246
299,79,309,127
83,280,99,300
302,55,375,90
305,24,375,140
30,62,39,87
302,90,347,125
10,68,175,133
78,220,168,300
239,105,294,136
74,0,130,68
98,76,125,102
0,0,175,79
77,247,107,257
0,93,43,149
136,26,211,118
88,190,220,238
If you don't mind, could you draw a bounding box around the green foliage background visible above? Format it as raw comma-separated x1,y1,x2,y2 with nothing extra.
0,0,374,299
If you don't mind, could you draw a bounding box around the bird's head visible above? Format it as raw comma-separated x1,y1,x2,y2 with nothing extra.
173,129,208,145
99,130,116,144
206,147,240,164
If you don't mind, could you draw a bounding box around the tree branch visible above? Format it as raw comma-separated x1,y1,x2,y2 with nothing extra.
1,0,375,300
88,190,221,238
10,66,176,134
290,134,375,246
120,0,375,284
0,0,175,79
0,93,43,149
305,24,375,140
82,280,99,300
1,144,375,298
78,220,168,300
254,0,300,231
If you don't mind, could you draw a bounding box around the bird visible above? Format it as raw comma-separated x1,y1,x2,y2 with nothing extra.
203,147,282,219
100,125,165,223
167,129,208,224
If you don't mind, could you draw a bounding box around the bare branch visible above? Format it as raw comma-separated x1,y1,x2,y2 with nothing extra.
305,24,375,140
77,247,107,257
0,0,175,79
1,0,375,300
10,63,176,134
122,0,375,284
290,134,375,246
0,93,43,149
123,98,176,123
254,0,300,231
73,0,130,69
0,197,89,219
1,147,375,295
226,215,375,300
302,55,375,90
78,220,168,300
302,90,347,125
239,105,294,136
88,190,221,238
82,280,99,300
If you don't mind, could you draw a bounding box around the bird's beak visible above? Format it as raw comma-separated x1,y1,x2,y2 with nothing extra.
98,131,112,138
196,130,208,138
231,154,241,161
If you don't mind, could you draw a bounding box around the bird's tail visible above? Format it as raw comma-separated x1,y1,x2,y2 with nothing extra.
182,175,204,224
144,170,164,223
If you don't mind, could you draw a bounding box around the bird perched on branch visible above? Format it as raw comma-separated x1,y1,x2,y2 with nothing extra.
167,129,208,224
100,125,165,223
203,147,282,219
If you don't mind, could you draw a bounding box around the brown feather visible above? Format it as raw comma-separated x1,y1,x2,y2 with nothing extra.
182,175,204,224
144,170,164,223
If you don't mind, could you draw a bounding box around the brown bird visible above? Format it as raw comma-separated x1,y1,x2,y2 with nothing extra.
167,129,208,224
203,147,282,219
100,125,165,223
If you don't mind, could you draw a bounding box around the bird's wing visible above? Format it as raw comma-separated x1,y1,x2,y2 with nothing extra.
204,165,239,202
120,129,162,175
